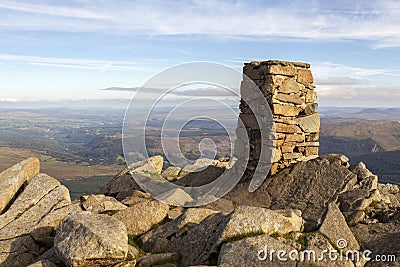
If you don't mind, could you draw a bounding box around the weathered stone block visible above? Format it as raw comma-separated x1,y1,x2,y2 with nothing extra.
306,133,319,142
279,78,301,94
305,146,319,156
302,141,320,146
303,103,318,115
274,117,298,125
275,123,302,133
297,68,314,84
276,139,285,147
273,93,303,105
281,146,294,153
283,152,303,160
265,74,285,86
267,64,297,76
273,104,302,117
285,134,305,142
297,113,320,133
305,90,317,103
221,206,304,239
272,148,282,163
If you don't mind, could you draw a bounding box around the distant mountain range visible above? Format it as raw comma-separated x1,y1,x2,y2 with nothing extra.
319,108,400,185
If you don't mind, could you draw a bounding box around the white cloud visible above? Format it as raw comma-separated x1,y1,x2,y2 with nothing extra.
311,61,400,105
0,97,18,102
317,85,400,99
0,0,399,47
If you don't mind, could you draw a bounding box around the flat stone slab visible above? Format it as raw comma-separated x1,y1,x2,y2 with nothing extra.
0,157,40,214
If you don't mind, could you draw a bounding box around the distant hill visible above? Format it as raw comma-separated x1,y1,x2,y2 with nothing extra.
319,136,383,157
321,107,400,123
352,150,400,184
320,121,400,151
319,135,400,184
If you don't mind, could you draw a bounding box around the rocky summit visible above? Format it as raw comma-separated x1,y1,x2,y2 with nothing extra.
0,60,399,266
0,153,399,267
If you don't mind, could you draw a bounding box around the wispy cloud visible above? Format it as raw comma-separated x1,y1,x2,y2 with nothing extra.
316,76,369,85
0,1,399,47
102,86,239,96
312,61,400,104
0,53,160,71
0,0,113,20
313,62,400,78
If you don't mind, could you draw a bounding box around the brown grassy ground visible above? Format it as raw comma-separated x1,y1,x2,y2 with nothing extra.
0,147,122,180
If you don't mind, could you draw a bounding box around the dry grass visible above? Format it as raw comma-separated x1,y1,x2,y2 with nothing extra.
0,147,122,180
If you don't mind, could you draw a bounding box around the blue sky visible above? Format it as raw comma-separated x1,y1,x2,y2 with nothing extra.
0,0,400,106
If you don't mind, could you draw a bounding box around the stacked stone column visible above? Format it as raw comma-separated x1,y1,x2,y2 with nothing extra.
236,60,320,176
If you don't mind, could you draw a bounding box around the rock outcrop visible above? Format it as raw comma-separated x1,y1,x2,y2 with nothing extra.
54,211,129,267
112,200,169,236
1,154,399,267
102,156,164,198
0,157,40,213
219,235,298,266
1,60,399,267
224,154,358,230
81,194,128,214
0,160,78,267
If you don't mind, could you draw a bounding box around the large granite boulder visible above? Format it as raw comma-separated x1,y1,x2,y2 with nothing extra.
0,172,76,266
102,156,164,197
81,194,127,214
221,206,303,240
0,174,72,240
297,233,354,267
139,205,303,266
337,162,383,224
120,190,151,206
219,235,298,267
378,183,400,209
224,154,358,230
54,211,129,267
319,203,360,251
113,200,169,236
138,208,220,253
0,157,40,213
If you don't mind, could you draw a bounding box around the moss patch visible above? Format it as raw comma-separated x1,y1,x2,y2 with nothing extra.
128,235,145,257
100,210,119,216
224,230,264,243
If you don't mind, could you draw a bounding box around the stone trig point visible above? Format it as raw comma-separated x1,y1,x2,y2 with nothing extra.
237,60,320,176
